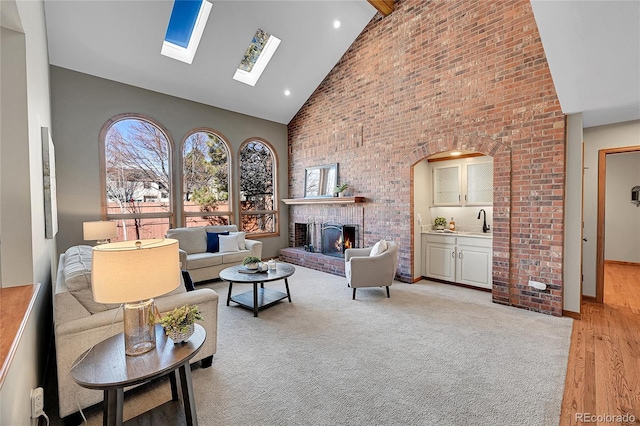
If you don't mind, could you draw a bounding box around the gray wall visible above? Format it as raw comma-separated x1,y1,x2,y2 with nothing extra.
582,119,640,296
563,113,583,314
50,66,289,259
1,0,55,423
605,152,640,262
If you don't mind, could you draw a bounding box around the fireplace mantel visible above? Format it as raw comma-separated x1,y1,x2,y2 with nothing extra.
281,196,365,205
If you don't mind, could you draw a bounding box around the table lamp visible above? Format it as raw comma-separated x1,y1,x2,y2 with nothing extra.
91,239,180,356
83,220,118,245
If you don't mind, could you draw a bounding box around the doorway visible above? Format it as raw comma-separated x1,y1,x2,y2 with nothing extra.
596,146,640,303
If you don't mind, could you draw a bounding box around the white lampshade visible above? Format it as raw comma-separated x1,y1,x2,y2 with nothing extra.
83,221,118,242
91,238,180,304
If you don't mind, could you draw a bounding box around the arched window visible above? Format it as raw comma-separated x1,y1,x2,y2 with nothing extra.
182,130,232,226
100,115,173,241
238,139,278,235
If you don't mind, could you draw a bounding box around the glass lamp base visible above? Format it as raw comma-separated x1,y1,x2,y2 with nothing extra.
123,299,156,356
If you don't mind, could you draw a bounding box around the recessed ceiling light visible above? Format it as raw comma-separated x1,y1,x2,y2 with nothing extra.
333,20,341,29
161,0,212,64
233,29,281,87
284,89,291,96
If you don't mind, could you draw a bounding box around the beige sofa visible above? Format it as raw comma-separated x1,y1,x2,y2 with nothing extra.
54,245,218,419
166,225,262,283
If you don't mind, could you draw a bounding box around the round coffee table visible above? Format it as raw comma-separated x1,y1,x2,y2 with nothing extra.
220,263,295,317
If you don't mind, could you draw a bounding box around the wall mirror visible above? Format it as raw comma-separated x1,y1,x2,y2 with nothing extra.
304,163,338,197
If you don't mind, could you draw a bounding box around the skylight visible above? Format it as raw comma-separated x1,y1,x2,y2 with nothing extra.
233,29,281,87
161,0,212,64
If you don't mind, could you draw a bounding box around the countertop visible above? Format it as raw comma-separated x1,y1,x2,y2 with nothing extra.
421,230,493,239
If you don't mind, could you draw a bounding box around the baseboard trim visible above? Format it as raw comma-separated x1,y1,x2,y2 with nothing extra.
604,259,640,267
562,310,581,320
582,295,597,303
420,276,492,292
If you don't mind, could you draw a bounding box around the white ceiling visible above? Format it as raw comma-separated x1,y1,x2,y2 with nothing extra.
42,1,640,128
531,0,640,128
43,0,377,125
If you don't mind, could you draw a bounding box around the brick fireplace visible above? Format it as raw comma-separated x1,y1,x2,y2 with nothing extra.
280,202,364,276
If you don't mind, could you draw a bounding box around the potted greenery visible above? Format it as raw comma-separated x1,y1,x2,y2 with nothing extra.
160,304,203,343
335,183,349,197
434,217,447,230
242,255,262,270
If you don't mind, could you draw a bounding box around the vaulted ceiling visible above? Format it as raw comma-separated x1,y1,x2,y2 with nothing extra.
41,0,639,127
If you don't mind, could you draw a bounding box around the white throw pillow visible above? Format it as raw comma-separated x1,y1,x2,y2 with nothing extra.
218,234,240,252
230,231,247,250
370,239,388,257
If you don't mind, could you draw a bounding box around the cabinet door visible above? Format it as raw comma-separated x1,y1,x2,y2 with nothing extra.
433,165,460,206
456,246,492,289
465,162,493,205
425,243,456,281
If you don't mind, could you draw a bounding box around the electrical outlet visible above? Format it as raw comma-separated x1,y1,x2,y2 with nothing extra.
528,280,547,291
30,387,44,418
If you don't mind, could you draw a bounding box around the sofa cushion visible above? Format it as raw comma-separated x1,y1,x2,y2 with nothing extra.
221,249,250,264
218,234,240,252
63,245,119,314
166,227,206,254
206,231,229,253
205,225,238,234
186,252,224,270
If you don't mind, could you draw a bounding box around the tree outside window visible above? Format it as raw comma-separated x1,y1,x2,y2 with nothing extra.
239,139,277,235
182,131,231,226
102,117,172,240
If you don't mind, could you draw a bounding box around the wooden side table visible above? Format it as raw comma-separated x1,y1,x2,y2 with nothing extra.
71,323,205,426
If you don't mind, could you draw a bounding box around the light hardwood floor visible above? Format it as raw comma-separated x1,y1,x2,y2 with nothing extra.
560,263,640,425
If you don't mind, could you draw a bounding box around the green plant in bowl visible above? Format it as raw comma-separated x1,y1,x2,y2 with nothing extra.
434,217,447,229
242,256,262,269
159,304,203,336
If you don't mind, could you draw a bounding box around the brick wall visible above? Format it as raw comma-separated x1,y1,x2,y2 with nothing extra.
287,0,565,315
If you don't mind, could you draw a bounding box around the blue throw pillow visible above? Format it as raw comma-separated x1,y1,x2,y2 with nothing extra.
206,231,229,253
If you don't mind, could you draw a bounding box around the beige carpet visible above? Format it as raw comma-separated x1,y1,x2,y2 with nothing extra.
61,264,573,425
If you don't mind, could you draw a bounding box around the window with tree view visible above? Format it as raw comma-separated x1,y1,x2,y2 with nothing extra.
102,116,172,241
183,130,231,226
239,139,277,235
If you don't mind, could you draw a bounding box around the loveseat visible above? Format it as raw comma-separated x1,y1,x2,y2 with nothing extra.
54,245,219,419
166,225,262,283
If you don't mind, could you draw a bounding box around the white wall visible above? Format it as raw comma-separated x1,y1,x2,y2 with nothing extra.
605,152,640,262
0,0,55,424
563,113,583,314
583,120,640,297
413,160,429,280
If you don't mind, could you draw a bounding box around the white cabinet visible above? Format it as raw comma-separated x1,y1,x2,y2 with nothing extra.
455,237,492,289
433,165,461,205
431,158,493,206
423,234,492,289
423,234,456,281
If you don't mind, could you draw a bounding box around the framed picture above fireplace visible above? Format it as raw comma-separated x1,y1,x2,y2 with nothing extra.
304,163,338,197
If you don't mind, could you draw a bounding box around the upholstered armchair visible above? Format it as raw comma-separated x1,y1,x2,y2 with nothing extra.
344,240,399,299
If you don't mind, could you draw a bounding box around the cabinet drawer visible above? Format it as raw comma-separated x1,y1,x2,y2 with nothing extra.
425,234,456,244
457,236,492,248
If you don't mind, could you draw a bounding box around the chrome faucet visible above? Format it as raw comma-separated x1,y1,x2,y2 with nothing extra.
478,209,489,233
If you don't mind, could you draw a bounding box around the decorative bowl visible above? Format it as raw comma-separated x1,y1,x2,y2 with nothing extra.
246,263,259,270
167,323,194,343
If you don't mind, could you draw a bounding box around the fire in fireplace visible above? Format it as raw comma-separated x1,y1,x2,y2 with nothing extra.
321,222,359,258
